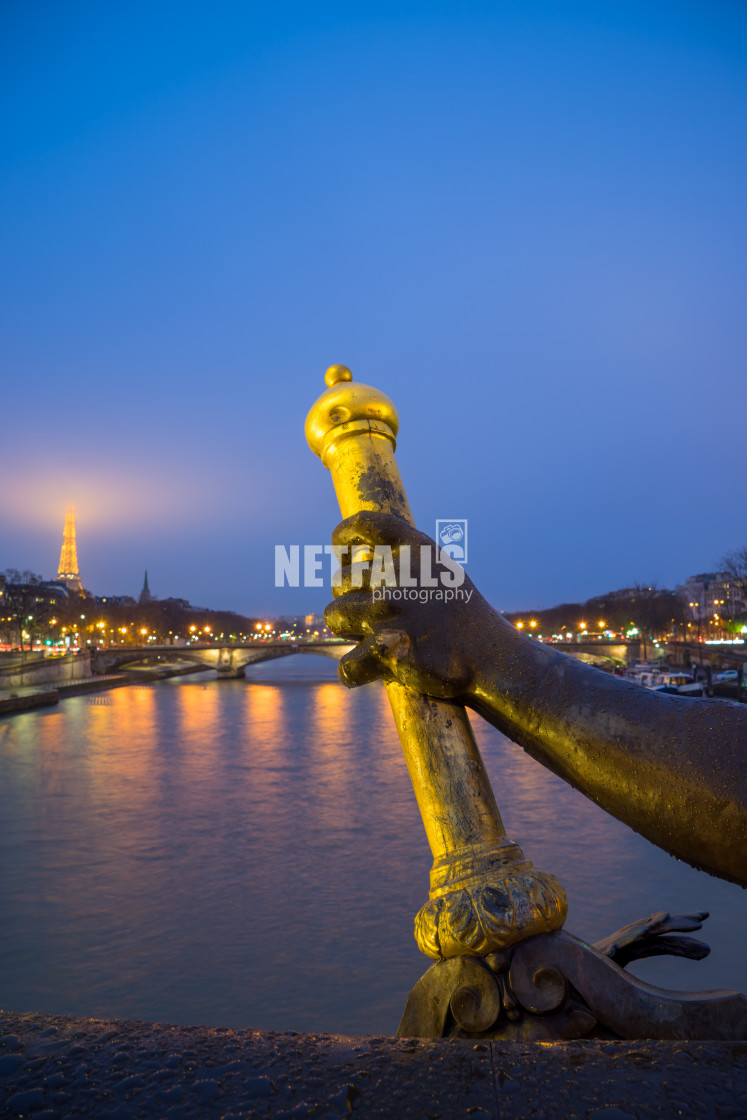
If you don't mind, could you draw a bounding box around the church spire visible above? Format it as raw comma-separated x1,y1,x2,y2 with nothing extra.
139,569,152,604
57,505,83,592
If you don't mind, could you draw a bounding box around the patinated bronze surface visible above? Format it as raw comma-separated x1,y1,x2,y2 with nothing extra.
323,506,747,889
306,365,747,1041
397,923,747,1041
306,366,567,959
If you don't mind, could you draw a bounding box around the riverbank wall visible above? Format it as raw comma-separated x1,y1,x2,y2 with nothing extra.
0,651,92,690
1,1009,745,1119
0,662,205,717
0,690,60,715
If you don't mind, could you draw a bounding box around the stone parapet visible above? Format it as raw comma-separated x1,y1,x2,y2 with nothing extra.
1,1010,745,1118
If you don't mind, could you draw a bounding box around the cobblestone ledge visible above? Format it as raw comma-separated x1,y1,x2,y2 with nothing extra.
1,1009,746,1119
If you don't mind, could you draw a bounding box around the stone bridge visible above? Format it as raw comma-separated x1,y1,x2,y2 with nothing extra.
540,640,643,666
548,638,746,672
93,638,642,679
664,639,747,668
93,637,747,682
91,640,356,679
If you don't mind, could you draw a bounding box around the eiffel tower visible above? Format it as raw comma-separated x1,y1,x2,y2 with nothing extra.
57,505,83,592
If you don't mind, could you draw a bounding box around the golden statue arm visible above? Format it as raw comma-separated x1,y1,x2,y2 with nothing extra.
325,507,747,889
468,617,747,887
307,367,747,1043
306,366,567,959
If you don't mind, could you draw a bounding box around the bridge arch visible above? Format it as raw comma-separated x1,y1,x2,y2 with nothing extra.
91,641,355,679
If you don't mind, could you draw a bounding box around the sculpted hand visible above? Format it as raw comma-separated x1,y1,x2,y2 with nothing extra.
593,911,711,967
324,511,496,700
323,518,747,889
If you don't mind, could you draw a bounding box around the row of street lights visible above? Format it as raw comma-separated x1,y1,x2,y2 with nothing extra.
12,616,332,651
513,619,625,642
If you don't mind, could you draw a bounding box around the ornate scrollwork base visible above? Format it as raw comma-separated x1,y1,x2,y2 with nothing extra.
415,839,568,959
398,928,747,1041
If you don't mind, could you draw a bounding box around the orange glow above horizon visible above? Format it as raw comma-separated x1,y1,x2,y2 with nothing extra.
3,469,219,535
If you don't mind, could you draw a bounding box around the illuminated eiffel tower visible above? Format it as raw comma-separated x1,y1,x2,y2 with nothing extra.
57,505,83,592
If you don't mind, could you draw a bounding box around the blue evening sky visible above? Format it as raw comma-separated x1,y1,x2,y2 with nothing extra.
2,0,745,615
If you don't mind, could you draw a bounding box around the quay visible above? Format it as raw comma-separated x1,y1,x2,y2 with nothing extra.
1,1010,746,1118
2,636,744,716
0,666,205,717
0,641,355,716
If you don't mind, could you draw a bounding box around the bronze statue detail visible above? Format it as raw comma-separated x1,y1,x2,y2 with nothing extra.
306,366,747,1041
399,919,747,1042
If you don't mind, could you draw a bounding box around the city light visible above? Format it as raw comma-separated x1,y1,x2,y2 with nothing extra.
1,507,742,662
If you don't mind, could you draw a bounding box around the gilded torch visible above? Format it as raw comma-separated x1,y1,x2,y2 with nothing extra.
306,364,566,959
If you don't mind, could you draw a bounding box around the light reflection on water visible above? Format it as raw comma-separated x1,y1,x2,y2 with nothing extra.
0,658,745,1036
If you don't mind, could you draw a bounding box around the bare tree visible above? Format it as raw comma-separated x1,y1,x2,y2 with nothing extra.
720,546,747,579
1,570,48,655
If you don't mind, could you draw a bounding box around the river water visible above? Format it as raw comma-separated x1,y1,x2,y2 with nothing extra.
1,658,745,1036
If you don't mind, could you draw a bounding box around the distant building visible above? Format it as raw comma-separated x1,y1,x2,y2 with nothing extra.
678,572,747,624
41,581,70,601
590,586,656,602
139,570,152,604
270,613,333,637
0,576,68,649
302,612,332,637
56,505,83,592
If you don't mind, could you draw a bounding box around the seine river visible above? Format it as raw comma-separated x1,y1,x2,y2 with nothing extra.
1,658,745,1036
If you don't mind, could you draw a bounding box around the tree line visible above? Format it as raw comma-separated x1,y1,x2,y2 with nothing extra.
505,584,688,640
0,570,261,651
504,544,747,640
